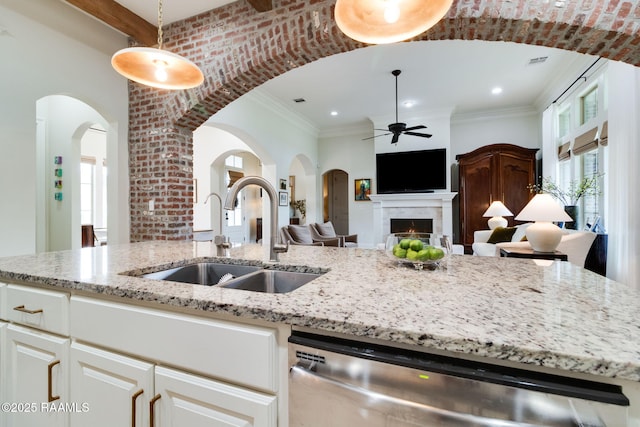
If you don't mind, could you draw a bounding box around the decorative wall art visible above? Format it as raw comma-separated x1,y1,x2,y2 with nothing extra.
354,178,371,201
54,156,63,201
279,191,288,206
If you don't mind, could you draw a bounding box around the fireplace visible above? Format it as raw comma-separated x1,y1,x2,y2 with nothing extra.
390,219,433,234
369,193,457,244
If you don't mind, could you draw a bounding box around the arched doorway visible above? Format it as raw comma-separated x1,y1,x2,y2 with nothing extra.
193,126,262,245
323,169,350,235
35,95,112,251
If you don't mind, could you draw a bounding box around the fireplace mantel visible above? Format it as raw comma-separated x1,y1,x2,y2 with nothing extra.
369,193,457,244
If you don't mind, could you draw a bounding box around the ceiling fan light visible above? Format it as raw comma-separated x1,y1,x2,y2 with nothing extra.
335,0,453,44
111,47,204,90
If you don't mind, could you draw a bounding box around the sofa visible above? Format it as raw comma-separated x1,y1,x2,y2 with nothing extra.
473,224,597,267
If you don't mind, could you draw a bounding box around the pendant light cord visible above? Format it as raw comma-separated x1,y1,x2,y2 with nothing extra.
157,0,164,49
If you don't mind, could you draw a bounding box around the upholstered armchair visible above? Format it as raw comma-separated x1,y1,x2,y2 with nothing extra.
280,224,341,247
311,221,358,248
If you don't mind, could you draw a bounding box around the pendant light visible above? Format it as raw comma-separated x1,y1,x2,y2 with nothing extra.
111,0,204,90
334,0,453,44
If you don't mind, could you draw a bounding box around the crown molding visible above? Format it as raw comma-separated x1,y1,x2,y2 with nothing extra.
246,88,319,137
451,106,539,124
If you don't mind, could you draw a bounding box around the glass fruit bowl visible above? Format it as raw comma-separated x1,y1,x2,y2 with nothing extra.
385,233,452,270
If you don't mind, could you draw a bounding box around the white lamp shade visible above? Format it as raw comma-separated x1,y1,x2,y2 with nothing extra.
515,194,573,253
483,201,513,230
483,201,513,217
515,194,573,222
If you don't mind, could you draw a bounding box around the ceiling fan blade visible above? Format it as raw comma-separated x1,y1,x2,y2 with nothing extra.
391,133,400,144
362,132,392,141
404,131,433,138
404,125,426,131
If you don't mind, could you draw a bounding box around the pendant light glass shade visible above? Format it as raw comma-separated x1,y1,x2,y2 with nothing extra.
111,0,204,90
334,0,453,44
111,47,204,90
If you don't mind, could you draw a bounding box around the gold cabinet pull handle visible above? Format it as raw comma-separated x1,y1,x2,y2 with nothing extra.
13,305,44,314
149,394,161,427
131,389,144,427
47,360,61,402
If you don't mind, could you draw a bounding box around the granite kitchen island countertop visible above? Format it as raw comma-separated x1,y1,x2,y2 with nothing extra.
0,241,639,384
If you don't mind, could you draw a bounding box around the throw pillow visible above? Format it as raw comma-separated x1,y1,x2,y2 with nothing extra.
512,223,532,242
288,225,313,244
315,221,336,237
487,226,517,244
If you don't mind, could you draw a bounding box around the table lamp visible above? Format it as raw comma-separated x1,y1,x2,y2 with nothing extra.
515,194,573,252
482,201,513,229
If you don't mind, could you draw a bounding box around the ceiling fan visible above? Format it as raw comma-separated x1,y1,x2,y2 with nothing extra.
365,69,432,144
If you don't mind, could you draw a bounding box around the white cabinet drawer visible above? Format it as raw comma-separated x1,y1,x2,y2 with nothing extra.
70,296,278,393
7,284,69,335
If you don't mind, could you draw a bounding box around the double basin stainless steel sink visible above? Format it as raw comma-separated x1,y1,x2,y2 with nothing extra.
141,262,321,294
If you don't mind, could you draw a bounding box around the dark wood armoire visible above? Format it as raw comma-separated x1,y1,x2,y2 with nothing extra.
456,144,538,252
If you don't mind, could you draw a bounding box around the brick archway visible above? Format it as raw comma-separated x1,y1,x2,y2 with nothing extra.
128,0,639,241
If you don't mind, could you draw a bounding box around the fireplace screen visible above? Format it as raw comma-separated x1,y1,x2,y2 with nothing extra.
390,219,433,234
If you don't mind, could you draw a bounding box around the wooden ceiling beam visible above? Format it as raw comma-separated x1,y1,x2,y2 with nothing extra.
63,0,158,47
247,0,273,12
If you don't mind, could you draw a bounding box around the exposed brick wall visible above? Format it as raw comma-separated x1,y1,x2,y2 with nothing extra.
128,0,640,241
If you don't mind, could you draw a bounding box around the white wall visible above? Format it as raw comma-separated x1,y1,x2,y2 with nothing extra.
450,109,541,157
0,1,129,257
319,128,376,247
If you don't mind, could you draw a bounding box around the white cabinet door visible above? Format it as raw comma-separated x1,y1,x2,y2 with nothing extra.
153,366,277,427
69,342,154,427
6,324,69,427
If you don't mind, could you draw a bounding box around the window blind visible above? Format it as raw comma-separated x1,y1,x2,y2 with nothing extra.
227,170,244,187
599,121,608,146
557,142,571,160
572,127,599,155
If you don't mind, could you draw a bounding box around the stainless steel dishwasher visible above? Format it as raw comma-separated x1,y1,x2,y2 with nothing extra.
288,331,629,426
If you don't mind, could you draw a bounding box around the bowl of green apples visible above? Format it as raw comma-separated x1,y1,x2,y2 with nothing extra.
385,233,451,270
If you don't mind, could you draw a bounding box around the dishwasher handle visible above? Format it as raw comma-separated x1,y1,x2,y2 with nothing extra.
290,364,554,427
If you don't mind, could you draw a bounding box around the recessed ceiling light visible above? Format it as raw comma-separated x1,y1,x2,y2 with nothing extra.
491,87,503,95
330,111,338,116
403,100,415,108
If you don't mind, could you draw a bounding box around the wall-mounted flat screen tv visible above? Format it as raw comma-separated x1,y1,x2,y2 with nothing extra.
376,148,447,194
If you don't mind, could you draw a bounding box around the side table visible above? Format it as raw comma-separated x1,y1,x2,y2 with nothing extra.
499,247,568,261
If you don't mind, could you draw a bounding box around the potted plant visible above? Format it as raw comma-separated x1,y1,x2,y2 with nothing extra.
527,176,601,229
291,199,306,220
